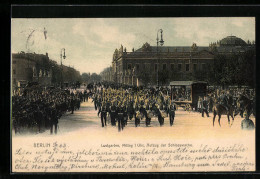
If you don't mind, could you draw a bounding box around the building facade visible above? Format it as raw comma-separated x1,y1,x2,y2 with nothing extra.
12,52,81,89
101,35,254,87
12,52,52,88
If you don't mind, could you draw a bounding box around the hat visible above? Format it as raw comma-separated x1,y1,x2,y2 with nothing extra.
243,111,248,118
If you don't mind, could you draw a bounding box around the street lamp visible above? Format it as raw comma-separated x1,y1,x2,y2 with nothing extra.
60,48,66,88
157,29,164,89
132,66,136,86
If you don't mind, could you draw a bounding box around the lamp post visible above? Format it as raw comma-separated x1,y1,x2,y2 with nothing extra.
132,66,136,86
156,29,164,89
60,48,66,88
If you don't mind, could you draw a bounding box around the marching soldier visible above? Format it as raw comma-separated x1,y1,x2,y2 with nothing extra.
117,103,125,132
154,104,164,126
122,102,128,126
98,102,108,127
93,94,98,110
70,96,75,114
50,103,58,134
168,102,176,126
110,101,117,126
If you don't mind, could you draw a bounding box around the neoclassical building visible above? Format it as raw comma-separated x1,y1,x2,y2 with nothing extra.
101,35,255,86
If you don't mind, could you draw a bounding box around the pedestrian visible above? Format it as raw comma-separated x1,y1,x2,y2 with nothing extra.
197,96,202,112
241,112,255,130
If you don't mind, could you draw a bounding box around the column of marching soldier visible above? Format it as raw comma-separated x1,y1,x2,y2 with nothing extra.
12,86,89,134
92,83,255,132
12,82,255,134
92,86,177,132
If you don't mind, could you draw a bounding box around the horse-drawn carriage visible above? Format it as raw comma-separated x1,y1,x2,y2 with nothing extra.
170,81,207,111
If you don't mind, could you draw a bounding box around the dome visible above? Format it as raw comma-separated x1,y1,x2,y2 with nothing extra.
219,36,247,46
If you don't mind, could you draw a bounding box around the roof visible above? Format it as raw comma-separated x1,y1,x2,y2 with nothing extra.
170,81,207,86
216,45,254,53
219,36,247,46
135,46,209,53
123,49,214,59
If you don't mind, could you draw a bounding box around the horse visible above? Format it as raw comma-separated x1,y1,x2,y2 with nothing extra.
212,103,235,127
235,95,255,118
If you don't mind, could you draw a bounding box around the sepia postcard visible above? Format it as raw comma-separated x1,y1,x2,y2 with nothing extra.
11,17,256,173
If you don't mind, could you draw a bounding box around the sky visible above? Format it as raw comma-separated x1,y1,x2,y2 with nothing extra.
11,17,255,74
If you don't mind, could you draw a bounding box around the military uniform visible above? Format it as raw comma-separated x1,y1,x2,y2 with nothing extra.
50,105,58,134
219,93,229,111
201,97,209,117
168,102,176,126
110,103,117,126
98,103,108,127
117,105,125,132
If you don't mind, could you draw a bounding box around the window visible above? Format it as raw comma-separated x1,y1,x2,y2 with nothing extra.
13,60,16,64
154,64,158,71
145,63,150,70
136,64,140,71
163,64,167,70
13,69,16,75
193,64,197,71
186,64,190,72
178,64,182,71
201,63,206,71
208,64,211,70
127,64,132,70
171,64,175,71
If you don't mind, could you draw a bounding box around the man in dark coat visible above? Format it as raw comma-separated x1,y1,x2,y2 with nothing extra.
70,97,75,114
34,105,43,132
219,92,229,111
241,112,255,130
154,104,164,126
117,104,125,132
201,96,209,117
110,102,117,126
50,104,58,134
98,102,108,127
168,102,176,126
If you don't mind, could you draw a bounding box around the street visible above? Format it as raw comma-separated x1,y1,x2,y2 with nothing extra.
13,100,255,141
12,99,255,172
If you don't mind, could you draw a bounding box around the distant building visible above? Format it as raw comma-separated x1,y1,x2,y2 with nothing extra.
62,65,81,84
12,52,52,88
11,52,81,89
100,66,112,82
102,35,254,86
